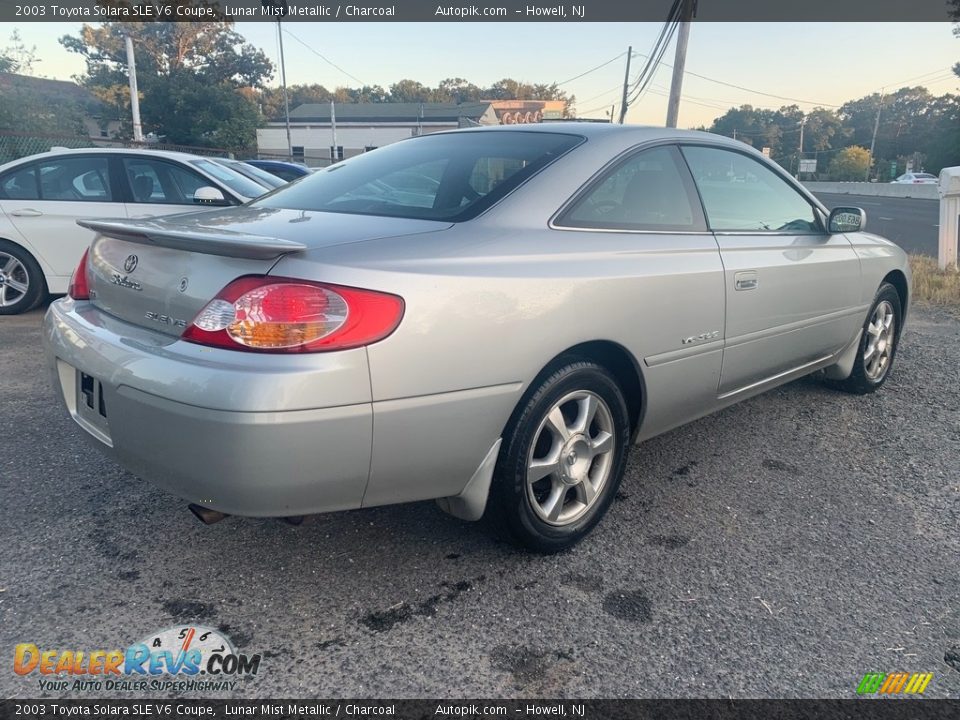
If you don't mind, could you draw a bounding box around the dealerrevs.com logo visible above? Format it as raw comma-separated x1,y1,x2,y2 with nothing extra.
14,626,261,693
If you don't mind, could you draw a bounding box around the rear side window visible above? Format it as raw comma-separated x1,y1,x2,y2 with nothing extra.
556,145,703,231
31,157,113,202
0,165,39,200
253,131,583,222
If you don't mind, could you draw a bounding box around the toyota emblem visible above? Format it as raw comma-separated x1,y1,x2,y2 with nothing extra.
123,254,139,273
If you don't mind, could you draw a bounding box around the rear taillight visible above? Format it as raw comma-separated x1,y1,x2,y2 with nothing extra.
68,247,91,300
182,276,404,353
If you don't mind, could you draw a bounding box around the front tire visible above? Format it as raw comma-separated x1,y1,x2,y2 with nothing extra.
490,360,631,553
826,282,902,395
0,240,46,315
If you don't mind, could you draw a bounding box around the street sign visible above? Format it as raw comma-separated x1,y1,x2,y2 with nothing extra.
761,147,771,157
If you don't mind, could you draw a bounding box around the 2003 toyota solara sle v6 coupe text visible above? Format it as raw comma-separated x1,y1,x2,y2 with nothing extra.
43,124,909,552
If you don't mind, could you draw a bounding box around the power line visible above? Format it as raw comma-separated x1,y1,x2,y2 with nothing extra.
625,0,682,107
881,67,956,89
681,68,839,107
577,83,624,105
556,53,627,87
282,28,366,86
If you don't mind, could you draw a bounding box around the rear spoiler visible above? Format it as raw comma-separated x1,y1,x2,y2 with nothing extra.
77,218,307,260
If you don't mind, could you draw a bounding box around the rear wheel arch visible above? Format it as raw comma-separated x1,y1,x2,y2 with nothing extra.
510,340,646,441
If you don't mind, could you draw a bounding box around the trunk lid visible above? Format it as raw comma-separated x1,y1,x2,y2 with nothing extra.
80,207,449,336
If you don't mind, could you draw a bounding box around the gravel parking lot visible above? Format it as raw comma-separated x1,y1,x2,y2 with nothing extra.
1,302,958,699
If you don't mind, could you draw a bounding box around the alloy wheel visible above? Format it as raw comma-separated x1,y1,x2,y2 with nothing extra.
526,390,616,526
0,252,30,308
864,300,896,381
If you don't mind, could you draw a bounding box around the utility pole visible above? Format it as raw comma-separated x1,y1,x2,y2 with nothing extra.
124,35,143,142
330,101,338,164
617,46,632,125
796,115,805,179
866,89,884,182
732,128,737,140
666,0,696,128
277,21,293,161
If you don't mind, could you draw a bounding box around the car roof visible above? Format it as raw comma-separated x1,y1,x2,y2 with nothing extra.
438,121,757,151
0,147,220,168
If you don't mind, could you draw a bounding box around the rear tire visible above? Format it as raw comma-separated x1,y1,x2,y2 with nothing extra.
490,360,631,553
825,282,902,395
0,240,46,315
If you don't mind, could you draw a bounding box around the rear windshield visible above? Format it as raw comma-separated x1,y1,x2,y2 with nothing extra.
915,173,936,179
251,131,583,221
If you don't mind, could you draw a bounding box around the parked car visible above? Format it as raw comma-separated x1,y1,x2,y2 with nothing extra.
891,172,938,185
243,159,312,182
43,125,910,552
210,158,286,190
0,148,271,314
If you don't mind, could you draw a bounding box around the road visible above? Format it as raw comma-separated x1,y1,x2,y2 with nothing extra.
814,193,940,256
1,304,958,699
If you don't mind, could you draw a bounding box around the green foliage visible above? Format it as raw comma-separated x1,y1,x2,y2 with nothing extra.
707,85,960,176
258,76,574,119
60,21,273,149
827,146,871,181
0,30,38,74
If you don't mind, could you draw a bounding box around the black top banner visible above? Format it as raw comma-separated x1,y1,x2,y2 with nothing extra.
3,0,958,22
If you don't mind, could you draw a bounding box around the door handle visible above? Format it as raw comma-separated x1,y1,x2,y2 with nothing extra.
735,271,758,291
10,208,42,217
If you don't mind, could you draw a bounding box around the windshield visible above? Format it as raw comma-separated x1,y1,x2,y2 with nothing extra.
251,131,583,221
224,160,287,189
190,158,271,198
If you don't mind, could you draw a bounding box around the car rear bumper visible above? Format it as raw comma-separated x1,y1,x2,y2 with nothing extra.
43,298,373,517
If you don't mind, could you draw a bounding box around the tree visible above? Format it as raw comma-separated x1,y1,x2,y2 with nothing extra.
60,21,273,148
0,30,39,74
828,146,871,181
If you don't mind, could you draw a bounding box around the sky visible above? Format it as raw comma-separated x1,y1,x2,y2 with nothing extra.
3,21,958,127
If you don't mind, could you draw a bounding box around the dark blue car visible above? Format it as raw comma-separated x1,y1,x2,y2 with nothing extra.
243,160,312,183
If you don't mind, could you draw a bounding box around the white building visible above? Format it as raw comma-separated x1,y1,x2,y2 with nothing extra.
256,102,499,166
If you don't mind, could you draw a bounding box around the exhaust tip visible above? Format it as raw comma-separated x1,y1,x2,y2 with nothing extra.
283,515,304,526
188,504,229,525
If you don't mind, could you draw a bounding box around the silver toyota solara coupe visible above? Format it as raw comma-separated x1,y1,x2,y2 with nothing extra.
43,124,910,552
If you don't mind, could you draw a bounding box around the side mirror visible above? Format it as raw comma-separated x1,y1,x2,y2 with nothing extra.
828,206,866,234
193,186,229,205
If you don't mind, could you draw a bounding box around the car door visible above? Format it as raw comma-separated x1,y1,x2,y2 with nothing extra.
120,156,233,219
552,143,726,439
680,143,862,396
0,154,125,278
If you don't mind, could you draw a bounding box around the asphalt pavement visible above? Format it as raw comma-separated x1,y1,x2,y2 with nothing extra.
814,193,940,256
1,302,958,699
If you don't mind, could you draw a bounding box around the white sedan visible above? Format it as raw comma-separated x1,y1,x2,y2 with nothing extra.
0,148,271,314
890,172,938,185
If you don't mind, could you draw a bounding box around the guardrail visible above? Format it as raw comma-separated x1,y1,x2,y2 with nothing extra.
802,181,939,200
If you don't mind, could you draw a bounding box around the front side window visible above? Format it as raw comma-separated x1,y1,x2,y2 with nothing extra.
252,131,583,222
681,145,820,233
556,145,702,231
123,158,222,205
35,157,113,202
